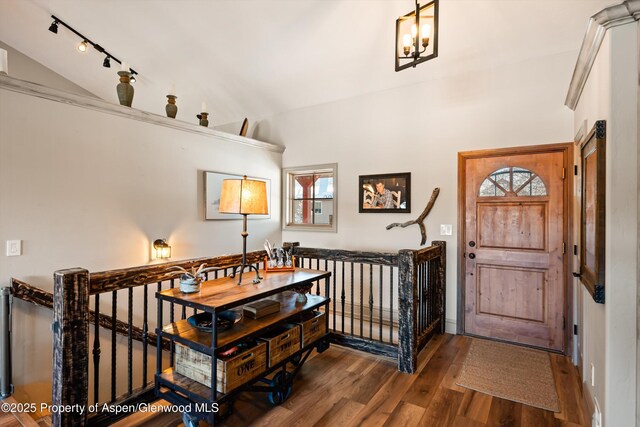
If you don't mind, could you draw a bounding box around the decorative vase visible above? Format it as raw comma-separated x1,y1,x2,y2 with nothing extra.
295,292,307,304
116,71,134,107
166,95,177,118
180,275,201,293
197,112,209,127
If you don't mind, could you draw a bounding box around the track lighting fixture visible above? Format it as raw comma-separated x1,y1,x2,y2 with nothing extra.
47,15,139,78
48,20,59,34
77,40,88,53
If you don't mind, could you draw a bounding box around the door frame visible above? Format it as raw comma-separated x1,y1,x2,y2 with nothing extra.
457,142,574,355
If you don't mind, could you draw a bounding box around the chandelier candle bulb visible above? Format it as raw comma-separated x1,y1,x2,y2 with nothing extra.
169,84,176,96
0,48,7,75
201,101,208,113
121,61,129,72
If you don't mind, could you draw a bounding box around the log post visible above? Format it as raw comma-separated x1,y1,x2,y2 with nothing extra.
52,268,89,427
398,249,418,374
432,241,447,334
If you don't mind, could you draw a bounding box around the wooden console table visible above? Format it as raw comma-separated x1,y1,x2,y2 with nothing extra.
155,269,331,426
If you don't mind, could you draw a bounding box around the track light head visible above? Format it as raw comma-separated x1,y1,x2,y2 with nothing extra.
130,74,136,83
77,40,88,53
103,56,111,68
48,21,58,34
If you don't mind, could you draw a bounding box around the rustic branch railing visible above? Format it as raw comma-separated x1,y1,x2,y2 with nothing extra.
398,241,446,373
10,242,445,426
49,250,266,426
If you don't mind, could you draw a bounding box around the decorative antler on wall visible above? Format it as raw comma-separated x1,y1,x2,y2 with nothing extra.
386,187,440,246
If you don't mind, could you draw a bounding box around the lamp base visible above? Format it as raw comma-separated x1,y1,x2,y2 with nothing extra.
230,263,262,285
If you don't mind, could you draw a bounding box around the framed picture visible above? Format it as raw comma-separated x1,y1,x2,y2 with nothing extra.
359,172,411,213
204,171,271,220
579,120,606,303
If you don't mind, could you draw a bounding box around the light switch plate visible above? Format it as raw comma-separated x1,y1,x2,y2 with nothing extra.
440,224,452,236
6,240,21,256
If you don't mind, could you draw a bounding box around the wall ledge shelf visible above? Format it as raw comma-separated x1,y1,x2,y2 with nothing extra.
0,74,285,153
565,0,640,110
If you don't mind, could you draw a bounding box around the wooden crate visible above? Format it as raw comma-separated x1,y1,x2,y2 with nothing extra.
296,311,327,347
174,342,267,394
260,324,300,367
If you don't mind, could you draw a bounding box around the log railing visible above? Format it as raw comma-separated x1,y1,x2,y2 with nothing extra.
10,242,446,426
398,241,446,373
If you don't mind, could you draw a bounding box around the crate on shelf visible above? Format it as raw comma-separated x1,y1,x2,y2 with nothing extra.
174,341,267,394
260,324,301,367
294,311,326,348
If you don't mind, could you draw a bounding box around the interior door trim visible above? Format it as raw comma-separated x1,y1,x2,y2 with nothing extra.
457,142,574,355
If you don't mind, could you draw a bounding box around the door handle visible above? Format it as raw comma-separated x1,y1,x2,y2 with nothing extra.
469,241,476,247
468,253,476,259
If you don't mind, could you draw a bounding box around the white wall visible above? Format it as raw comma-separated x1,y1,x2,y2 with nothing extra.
0,84,282,404
256,50,576,332
572,23,639,426
0,40,96,98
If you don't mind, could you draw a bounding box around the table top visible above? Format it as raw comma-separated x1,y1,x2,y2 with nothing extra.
156,268,331,312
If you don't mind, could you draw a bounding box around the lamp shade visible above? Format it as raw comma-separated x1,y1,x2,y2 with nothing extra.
219,176,268,215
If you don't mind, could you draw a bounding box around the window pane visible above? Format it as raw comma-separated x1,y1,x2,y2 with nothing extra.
479,179,497,196
314,175,334,198
530,176,547,195
293,174,315,199
313,200,334,225
292,200,314,224
283,164,337,232
512,170,533,190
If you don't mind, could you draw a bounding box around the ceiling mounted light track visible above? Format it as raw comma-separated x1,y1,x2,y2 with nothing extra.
47,15,139,79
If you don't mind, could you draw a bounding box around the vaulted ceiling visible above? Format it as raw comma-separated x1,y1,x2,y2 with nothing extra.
0,0,612,128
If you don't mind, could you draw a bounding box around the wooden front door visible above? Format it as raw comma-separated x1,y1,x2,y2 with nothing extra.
463,149,566,351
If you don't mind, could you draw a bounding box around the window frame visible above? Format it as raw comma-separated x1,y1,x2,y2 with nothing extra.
282,163,338,232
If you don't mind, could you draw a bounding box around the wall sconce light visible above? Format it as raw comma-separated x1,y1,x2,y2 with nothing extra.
395,0,439,72
47,15,139,79
219,176,269,285
153,239,171,259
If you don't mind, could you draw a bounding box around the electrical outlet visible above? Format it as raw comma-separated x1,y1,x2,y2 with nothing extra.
6,240,21,257
591,363,595,387
440,224,452,236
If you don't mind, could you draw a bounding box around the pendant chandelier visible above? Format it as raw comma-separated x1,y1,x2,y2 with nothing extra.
395,0,439,71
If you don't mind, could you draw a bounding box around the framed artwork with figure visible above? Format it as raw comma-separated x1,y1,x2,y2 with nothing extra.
359,172,411,213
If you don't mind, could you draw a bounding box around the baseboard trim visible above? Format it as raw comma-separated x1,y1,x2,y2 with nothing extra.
445,318,457,334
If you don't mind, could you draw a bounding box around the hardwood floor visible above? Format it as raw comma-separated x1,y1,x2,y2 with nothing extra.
120,334,589,427
0,397,40,427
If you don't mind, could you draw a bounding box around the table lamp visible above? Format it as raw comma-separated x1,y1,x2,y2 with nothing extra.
219,175,269,285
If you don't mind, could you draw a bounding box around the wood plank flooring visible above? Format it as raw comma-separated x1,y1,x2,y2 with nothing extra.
118,334,589,427
0,397,40,427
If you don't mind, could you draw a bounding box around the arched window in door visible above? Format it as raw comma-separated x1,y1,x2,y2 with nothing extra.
478,167,547,197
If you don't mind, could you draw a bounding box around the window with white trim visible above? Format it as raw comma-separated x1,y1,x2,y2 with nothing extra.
282,164,337,232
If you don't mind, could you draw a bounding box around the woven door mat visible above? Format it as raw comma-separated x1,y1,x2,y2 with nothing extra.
456,339,560,412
